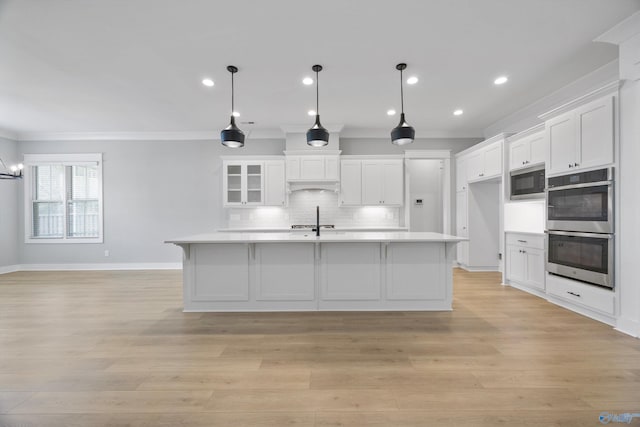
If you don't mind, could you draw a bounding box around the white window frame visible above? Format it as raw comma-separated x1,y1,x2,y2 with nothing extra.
24,153,104,244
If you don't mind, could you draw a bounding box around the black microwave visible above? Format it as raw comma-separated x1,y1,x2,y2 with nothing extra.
510,165,545,200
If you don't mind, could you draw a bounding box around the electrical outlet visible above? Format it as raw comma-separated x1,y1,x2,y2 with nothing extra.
104,250,110,257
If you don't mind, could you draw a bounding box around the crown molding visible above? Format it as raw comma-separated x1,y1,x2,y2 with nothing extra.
280,124,344,134
339,127,483,139
506,123,545,143
16,128,288,142
0,128,19,141
538,81,621,121
595,11,640,45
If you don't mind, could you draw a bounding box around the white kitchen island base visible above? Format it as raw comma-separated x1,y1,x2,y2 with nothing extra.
167,233,464,312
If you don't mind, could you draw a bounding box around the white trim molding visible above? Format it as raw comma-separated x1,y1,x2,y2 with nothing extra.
538,81,621,121
0,265,20,275
616,317,640,338
404,149,452,159
10,263,182,272
0,128,19,141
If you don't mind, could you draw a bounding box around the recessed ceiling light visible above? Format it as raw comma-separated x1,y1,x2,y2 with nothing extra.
303,77,313,85
232,111,240,117
407,76,419,85
202,78,214,87
494,76,508,85
387,109,396,116
308,110,316,116
453,109,464,116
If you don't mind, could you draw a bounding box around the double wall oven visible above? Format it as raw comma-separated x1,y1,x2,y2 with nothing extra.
545,167,614,289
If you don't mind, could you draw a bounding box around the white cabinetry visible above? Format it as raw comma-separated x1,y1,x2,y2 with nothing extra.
466,141,503,182
455,191,468,266
286,155,340,181
508,127,546,171
223,159,285,207
264,161,286,206
223,161,264,207
505,233,545,292
546,95,614,176
362,159,403,206
455,156,468,191
340,157,404,207
339,160,362,205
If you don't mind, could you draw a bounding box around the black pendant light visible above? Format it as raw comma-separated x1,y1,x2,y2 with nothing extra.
220,65,245,148
306,64,329,147
390,63,415,145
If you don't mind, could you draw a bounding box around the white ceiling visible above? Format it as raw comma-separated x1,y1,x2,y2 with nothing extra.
0,0,638,139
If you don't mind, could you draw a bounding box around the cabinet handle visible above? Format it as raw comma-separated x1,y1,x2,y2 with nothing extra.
574,162,579,167
568,163,573,168
567,291,581,298
517,240,527,243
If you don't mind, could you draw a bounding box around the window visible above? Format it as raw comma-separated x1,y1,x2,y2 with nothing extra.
24,154,103,243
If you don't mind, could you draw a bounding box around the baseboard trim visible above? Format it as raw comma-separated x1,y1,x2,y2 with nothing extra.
1,263,182,273
457,265,500,272
0,265,20,275
615,317,640,338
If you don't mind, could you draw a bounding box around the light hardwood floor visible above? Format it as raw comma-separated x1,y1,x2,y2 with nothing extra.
0,268,639,426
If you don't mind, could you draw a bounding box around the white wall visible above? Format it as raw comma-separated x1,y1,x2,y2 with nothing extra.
17,139,284,265
11,136,475,266
0,137,19,269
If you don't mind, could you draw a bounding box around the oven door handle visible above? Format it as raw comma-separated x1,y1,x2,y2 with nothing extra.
546,230,614,239
545,181,612,191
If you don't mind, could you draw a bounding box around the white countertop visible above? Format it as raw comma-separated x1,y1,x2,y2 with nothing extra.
167,231,466,244
218,227,410,232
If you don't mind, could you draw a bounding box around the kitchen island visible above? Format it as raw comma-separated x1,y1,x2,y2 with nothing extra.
166,232,465,312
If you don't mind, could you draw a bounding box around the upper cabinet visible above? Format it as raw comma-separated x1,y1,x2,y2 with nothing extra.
466,140,503,183
362,159,404,206
286,155,339,181
340,158,404,207
509,128,546,171
546,95,614,176
223,159,285,207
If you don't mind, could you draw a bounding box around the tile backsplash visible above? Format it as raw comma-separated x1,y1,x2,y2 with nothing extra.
227,190,401,229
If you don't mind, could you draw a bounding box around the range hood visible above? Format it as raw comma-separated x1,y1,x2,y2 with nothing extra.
282,126,343,192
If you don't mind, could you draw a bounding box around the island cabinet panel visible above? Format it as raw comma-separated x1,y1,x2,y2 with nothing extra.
319,243,381,301
191,244,249,302
254,243,315,301
386,243,445,300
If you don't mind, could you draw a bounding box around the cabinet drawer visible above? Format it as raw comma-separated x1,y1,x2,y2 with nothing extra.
546,275,614,315
505,233,544,250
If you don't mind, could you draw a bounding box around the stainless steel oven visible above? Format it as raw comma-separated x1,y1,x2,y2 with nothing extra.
546,230,613,289
510,164,545,200
546,167,613,233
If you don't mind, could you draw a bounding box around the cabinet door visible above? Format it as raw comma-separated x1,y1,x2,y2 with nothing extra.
381,161,404,205
576,96,614,170
483,142,502,178
361,161,383,205
506,245,526,283
547,112,576,175
529,133,546,165
455,157,467,191
300,157,324,180
223,162,244,206
509,140,529,170
340,160,362,205
524,248,545,290
466,152,483,181
286,157,300,180
244,163,264,205
455,191,467,234
264,161,285,206
325,156,339,180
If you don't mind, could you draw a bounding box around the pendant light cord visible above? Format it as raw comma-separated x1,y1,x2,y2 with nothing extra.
399,68,404,115
316,69,320,115
231,71,235,115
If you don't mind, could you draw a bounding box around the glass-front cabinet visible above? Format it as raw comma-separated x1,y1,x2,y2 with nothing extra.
223,161,264,207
